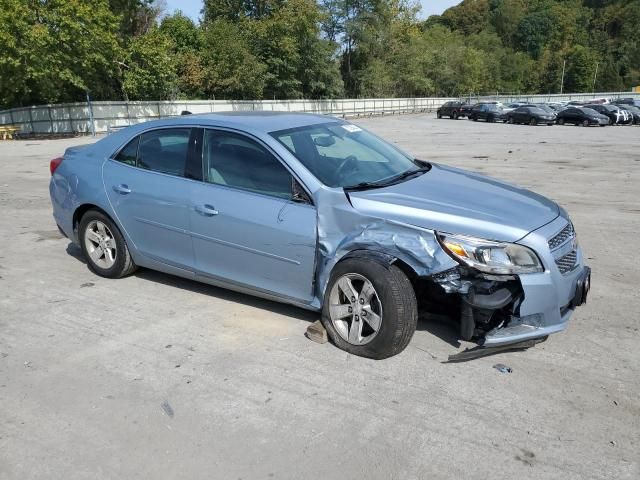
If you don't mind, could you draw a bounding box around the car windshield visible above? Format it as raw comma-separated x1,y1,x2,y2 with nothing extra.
271,122,424,189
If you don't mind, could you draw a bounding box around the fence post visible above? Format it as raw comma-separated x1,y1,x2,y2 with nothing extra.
28,107,35,134
47,106,54,134
86,91,96,136
66,105,72,132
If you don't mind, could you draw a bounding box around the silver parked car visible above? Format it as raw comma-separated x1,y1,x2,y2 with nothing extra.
49,113,590,359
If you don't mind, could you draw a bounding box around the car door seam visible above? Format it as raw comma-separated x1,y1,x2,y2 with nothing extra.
191,231,301,265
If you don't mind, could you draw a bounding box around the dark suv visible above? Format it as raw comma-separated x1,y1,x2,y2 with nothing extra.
469,103,506,123
437,101,469,120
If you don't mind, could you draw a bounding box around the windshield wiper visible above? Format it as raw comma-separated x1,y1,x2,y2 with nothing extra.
344,164,431,191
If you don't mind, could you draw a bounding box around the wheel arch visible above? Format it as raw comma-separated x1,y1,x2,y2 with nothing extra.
324,248,421,299
73,203,114,233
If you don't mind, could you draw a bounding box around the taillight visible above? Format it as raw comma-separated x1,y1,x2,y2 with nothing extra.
50,157,63,175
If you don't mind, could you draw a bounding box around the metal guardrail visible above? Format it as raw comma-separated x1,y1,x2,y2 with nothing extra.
1,92,638,135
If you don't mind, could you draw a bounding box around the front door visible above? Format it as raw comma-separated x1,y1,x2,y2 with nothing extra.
190,129,317,303
103,127,196,270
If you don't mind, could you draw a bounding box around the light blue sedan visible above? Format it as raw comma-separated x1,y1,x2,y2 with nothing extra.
49,113,590,359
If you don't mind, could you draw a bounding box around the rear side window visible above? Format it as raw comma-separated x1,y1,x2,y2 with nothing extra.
138,128,191,177
115,137,139,166
203,130,292,199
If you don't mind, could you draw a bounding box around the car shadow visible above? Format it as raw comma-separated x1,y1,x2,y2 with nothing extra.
416,313,462,348
66,242,465,342
66,242,319,324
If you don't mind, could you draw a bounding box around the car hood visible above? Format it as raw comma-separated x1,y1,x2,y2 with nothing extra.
347,163,559,242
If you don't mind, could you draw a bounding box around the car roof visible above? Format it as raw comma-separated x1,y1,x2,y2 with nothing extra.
124,112,339,135
184,111,336,132
93,112,343,156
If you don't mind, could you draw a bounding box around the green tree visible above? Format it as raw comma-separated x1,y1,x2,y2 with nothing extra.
108,0,163,37
0,0,122,107
160,12,205,98
122,29,179,100
200,19,267,99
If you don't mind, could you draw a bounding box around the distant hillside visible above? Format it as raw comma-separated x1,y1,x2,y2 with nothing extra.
424,0,640,93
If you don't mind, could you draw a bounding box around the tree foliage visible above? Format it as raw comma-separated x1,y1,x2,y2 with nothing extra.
1,0,639,108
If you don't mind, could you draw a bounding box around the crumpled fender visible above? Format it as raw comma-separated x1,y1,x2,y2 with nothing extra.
314,188,457,301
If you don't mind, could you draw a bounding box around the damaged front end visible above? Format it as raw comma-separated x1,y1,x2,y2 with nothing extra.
422,217,591,347
427,267,525,344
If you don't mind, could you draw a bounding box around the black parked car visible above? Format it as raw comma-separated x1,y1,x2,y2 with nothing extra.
437,101,469,119
614,104,640,124
468,103,506,123
614,97,640,108
556,107,609,127
506,106,556,126
584,104,629,125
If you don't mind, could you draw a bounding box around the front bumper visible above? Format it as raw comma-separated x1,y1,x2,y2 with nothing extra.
483,215,590,346
483,266,590,346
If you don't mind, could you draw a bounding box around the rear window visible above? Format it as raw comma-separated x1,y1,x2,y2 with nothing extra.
138,129,191,177
115,137,139,166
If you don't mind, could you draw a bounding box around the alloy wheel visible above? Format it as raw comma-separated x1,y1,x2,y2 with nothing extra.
84,220,117,269
329,273,383,346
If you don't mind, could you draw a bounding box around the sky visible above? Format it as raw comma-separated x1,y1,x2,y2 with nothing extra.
163,0,463,22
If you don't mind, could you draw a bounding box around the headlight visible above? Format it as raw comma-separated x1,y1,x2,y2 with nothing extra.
437,232,543,274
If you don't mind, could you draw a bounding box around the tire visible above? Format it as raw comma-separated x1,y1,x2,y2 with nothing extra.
321,258,418,360
558,118,565,125
582,119,589,127
437,111,442,119
530,118,537,126
472,115,478,122
79,209,137,279
452,112,459,120
508,117,514,124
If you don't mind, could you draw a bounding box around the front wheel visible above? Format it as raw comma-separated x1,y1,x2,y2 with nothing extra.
322,258,417,359
530,118,537,126
558,118,565,125
79,210,137,278
452,112,459,120
582,119,590,127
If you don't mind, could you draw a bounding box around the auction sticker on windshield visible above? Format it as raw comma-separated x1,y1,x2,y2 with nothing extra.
342,124,362,133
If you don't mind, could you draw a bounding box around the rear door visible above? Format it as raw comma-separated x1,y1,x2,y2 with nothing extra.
103,128,197,270
189,129,317,303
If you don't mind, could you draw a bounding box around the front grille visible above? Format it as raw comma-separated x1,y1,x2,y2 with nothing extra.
556,250,578,274
548,223,575,250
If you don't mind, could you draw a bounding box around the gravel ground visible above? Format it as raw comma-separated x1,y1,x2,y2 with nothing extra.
1,115,638,479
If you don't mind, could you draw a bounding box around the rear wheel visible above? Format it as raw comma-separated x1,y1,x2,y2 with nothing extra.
530,118,537,126
79,210,137,279
437,111,442,119
322,258,417,359
452,112,459,120
558,118,565,125
582,119,589,127
508,117,514,124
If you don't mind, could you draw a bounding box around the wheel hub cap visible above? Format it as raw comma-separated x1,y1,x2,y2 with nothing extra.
84,220,117,269
329,273,383,346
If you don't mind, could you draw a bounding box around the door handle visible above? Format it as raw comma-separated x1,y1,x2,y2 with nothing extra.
113,184,131,195
195,204,219,216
